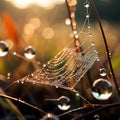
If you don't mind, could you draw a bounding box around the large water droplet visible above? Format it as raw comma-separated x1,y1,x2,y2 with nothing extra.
92,78,112,100
57,96,70,111
41,113,59,120
0,41,9,57
24,46,35,59
99,68,107,77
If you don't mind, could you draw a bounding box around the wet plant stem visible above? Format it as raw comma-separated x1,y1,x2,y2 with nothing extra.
89,0,120,97
65,0,81,52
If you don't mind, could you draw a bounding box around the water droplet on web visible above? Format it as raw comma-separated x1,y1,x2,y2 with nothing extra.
41,113,59,120
57,96,70,111
75,92,80,96
24,46,36,59
75,40,80,47
86,13,90,18
94,49,98,54
99,68,107,77
94,114,100,120
92,78,112,100
73,30,77,35
13,52,16,55
71,12,75,19
7,72,11,79
43,64,46,68
65,18,71,25
88,25,91,29
91,42,95,46
21,81,24,84
109,52,112,57
0,41,9,57
96,56,100,61
89,33,92,37
84,1,89,8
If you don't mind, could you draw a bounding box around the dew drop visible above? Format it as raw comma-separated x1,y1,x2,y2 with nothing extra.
94,49,98,54
88,25,91,29
89,33,92,37
109,52,112,57
24,46,35,59
75,40,80,47
84,1,89,8
43,64,47,68
99,68,107,77
92,78,112,100
0,41,9,57
97,58,100,61
7,72,11,79
94,114,100,120
65,18,71,25
91,42,95,46
57,96,70,111
75,92,80,96
73,30,77,35
41,113,59,120
96,56,100,61
71,12,75,19
21,81,24,84
13,52,16,55
86,13,90,18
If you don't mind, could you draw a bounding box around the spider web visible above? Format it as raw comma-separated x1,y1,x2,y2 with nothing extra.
17,40,97,90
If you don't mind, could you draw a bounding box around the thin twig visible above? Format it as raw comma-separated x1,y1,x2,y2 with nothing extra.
65,0,81,52
0,93,46,115
72,102,120,120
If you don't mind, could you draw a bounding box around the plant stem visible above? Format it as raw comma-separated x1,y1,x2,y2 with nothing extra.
65,0,81,52
89,0,120,97
72,102,120,119
0,93,46,115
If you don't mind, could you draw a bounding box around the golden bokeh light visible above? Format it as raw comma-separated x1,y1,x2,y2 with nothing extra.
23,23,35,36
5,0,64,9
42,27,54,39
29,17,41,29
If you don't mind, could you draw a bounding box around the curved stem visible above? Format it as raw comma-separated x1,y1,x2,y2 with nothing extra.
72,102,120,120
89,0,120,97
65,0,81,52
0,93,46,115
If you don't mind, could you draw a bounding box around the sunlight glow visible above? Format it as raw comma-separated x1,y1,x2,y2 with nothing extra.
5,0,65,9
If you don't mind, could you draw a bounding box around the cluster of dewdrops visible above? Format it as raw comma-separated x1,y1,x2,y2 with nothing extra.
0,41,36,59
